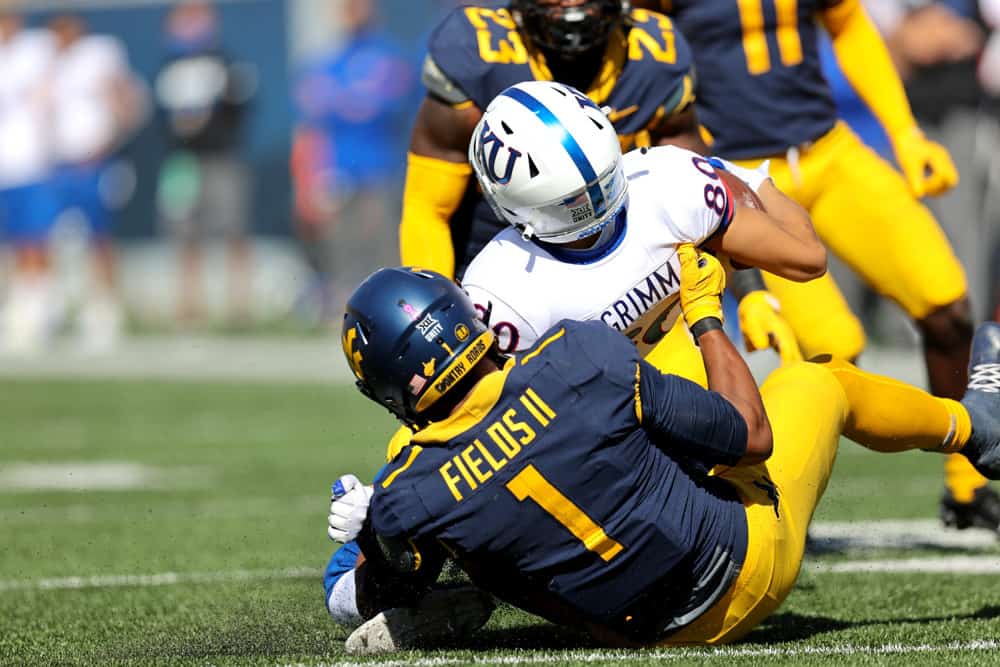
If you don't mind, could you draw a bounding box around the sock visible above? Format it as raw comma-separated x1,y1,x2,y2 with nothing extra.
327,568,363,628
816,357,971,454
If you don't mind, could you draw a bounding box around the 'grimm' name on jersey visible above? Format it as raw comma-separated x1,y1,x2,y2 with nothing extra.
600,259,681,346
438,387,556,502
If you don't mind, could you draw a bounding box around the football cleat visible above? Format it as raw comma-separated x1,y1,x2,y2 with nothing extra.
940,485,1000,535
959,322,1000,480
344,586,495,655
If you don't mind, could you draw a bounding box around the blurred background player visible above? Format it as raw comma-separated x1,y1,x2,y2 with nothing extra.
398,0,705,282
48,14,145,351
155,0,255,327
292,0,416,325
878,0,1000,528
0,8,58,354
638,0,998,533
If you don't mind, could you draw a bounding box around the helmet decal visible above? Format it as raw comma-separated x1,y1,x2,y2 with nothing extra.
416,312,444,341
415,330,494,412
342,325,365,381
501,86,607,218
398,299,419,320
477,120,522,185
422,358,437,378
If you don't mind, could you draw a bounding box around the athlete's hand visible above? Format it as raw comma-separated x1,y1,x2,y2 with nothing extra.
328,474,374,543
677,243,726,331
737,291,803,364
893,127,958,198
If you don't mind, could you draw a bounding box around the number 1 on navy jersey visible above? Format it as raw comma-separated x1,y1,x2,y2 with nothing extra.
506,464,624,562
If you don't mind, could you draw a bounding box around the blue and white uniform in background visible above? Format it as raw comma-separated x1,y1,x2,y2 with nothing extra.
50,33,133,239
0,30,57,245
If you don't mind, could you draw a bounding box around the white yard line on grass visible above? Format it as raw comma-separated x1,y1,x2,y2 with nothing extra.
0,567,322,592
807,518,997,551
810,555,1000,574
294,640,1000,667
3,554,999,595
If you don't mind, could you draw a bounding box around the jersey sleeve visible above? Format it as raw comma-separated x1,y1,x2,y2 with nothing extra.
650,147,735,244
426,7,493,108
637,359,748,466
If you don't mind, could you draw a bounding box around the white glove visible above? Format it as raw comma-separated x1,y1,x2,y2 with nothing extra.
328,474,374,543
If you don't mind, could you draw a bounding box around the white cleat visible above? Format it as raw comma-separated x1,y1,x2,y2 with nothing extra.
344,586,495,655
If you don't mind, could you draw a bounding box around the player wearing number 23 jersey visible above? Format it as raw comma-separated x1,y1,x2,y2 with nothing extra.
638,0,989,525
401,1,701,280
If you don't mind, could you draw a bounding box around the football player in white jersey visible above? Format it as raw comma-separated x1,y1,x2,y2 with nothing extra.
461,80,825,383
0,11,58,353
49,14,144,350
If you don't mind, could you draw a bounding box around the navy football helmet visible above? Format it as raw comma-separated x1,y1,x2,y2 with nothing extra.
512,0,629,57
341,267,495,427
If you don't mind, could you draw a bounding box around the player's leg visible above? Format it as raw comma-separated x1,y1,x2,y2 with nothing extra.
732,133,867,362
807,126,994,527
760,271,866,361
643,317,708,387
664,362,849,645
1,181,59,353
664,333,1000,646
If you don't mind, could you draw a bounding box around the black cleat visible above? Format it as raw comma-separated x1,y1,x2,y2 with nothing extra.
940,485,1000,534
959,322,1000,480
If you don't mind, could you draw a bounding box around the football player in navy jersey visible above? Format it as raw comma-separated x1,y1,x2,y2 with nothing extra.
324,260,1000,652
635,0,995,529
400,0,705,280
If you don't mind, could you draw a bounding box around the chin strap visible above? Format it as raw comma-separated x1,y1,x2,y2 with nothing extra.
520,224,535,240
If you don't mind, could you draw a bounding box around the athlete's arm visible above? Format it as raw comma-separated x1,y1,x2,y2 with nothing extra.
399,94,481,278
672,245,772,464
705,178,826,282
695,327,772,465
820,0,957,197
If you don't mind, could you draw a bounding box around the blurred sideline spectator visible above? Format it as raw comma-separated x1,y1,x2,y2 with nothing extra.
155,0,255,327
823,0,999,334
291,0,415,326
886,1,999,326
0,10,58,354
49,14,145,351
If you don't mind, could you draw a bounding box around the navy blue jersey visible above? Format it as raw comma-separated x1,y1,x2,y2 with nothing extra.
369,321,748,639
425,2,696,277
664,0,842,158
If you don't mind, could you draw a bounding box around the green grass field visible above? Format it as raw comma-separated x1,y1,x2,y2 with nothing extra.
3,377,1000,666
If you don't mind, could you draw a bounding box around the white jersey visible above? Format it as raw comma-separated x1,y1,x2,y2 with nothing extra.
0,30,55,187
50,35,130,164
462,146,734,356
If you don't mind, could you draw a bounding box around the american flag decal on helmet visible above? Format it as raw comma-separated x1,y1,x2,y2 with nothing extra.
407,374,428,395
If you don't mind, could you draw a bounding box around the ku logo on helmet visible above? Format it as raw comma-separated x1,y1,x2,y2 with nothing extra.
477,120,522,185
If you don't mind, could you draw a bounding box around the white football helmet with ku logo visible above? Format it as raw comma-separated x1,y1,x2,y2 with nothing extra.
469,81,627,244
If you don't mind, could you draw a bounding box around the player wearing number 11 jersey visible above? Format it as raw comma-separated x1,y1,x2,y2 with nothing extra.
635,0,994,532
